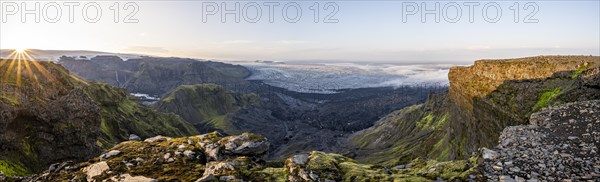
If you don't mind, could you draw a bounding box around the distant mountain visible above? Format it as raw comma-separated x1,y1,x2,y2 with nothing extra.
0,49,143,62
58,56,251,97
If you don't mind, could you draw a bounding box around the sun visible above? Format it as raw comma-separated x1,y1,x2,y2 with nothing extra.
15,48,26,53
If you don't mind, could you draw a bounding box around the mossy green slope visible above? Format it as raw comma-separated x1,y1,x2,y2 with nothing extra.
85,83,200,148
154,84,259,134
348,93,460,166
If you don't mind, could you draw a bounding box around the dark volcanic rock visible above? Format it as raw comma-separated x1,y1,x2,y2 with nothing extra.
482,100,600,181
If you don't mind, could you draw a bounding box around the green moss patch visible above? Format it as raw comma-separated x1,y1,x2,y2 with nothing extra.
532,88,562,111
0,160,29,176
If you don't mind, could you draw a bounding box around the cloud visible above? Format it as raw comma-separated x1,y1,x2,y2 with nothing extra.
221,40,253,44
278,40,314,44
125,46,169,53
465,45,492,50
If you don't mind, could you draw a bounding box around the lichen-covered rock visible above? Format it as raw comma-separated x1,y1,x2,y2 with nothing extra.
219,132,269,155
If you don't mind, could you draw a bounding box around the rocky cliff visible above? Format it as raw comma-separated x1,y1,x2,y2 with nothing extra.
0,59,198,174
348,56,600,165
448,56,599,158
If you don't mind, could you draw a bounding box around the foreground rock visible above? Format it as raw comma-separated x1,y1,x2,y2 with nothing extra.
19,132,270,181
482,100,600,181
6,132,481,181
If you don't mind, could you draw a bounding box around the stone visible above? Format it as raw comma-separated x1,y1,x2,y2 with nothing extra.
219,176,237,181
493,165,503,171
83,161,110,181
291,154,309,165
309,172,319,180
195,174,216,182
183,150,195,158
144,135,172,143
48,163,59,172
515,176,526,182
204,161,235,177
482,148,499,160
109,173,156,182
204,143,222,161
129,134,141,141
102,150,121,159
221,133,269,155
392,165,405,169
499,175,516,182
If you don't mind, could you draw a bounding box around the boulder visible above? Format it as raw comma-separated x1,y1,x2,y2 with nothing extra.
129,134,142,141
83,161,110,181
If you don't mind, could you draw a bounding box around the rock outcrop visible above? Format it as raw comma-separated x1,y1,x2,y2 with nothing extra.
482,100,600,181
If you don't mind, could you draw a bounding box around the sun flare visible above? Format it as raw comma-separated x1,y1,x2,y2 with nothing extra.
15,48,26,53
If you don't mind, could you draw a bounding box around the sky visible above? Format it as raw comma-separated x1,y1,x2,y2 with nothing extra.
0,0,599,63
